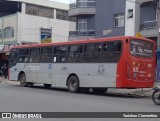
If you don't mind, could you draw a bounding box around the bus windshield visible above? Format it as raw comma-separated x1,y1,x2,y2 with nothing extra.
130,39,154,58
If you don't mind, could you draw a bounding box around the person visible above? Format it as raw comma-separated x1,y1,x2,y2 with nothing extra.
131,45,137,55
1,64,8,79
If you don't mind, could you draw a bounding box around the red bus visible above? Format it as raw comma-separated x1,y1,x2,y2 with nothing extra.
9,36,156,93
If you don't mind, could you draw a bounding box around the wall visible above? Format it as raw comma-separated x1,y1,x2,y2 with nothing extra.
95,0,125,38
0,14,18,44
125,0,136,36
17,12,75,43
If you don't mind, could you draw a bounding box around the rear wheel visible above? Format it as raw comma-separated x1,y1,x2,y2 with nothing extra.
92,88,108,94
44,84,52,88
152,90,160,105
19,73,28,87
68,76,79,93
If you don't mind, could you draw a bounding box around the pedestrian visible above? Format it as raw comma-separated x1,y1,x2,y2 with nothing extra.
1,64,7,79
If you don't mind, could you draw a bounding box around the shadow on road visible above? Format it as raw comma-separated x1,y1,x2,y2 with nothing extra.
8,84,150,99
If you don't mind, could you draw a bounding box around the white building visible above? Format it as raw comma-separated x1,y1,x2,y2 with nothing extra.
0,0,75,48
125,0,158,42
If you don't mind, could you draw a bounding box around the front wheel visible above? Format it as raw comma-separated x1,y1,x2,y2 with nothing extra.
152,90,160,105
19,73,28,87
68,76,79,93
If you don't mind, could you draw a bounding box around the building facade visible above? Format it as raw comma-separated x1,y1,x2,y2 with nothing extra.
69,0,158,42
0,0,75,52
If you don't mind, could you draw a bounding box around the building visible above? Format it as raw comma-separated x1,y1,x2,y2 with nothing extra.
69,0,158,42
0,0,75,51
125,0,158,42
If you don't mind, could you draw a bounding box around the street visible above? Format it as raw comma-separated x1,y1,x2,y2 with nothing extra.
0,80,160,112
0,80,160,121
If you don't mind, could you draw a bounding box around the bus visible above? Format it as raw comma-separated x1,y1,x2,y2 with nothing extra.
9,36,156,93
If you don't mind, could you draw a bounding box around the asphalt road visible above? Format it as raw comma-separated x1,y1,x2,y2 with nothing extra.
0,81,160,121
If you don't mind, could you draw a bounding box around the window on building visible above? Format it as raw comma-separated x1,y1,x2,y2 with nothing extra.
0,29,2,39
114,13,125,27
128,9,133,18
78,19,87,30
26,4,54,18
56,9,69,21
4,27,14,38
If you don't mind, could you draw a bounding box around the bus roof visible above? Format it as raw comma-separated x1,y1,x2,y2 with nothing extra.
11,36,155,49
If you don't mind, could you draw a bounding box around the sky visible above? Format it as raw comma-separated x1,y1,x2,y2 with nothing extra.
50,0,70,4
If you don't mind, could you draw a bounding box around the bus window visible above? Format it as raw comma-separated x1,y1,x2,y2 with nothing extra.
53,46,67,63
83,43,102,62
102,41,122,63
67,45,83,63
10,49,18,65
40,47,52,63
19,49,30,62
130,39,153,58
29,48,40,63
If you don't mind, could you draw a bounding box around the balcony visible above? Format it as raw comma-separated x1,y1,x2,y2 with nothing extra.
139,20,158,37
69,30,95,41
69,1,96,16
140,20,158,30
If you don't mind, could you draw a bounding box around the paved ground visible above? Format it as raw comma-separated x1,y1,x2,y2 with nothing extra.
0,79,159,121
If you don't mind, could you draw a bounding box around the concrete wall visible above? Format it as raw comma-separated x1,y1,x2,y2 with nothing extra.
17,12,75,43
95,0,125,38
0,14,18,44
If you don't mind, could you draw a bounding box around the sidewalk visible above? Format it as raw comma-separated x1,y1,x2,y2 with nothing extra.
107,88,153,97
0,79,154,97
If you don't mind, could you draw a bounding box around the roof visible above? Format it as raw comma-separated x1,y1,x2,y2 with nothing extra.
7,0,69,10
11,36,156,49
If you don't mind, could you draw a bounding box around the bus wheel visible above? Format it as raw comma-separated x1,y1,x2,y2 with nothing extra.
68,76,79,93
19,74,28,87
44,84,52,88
92,88,108,94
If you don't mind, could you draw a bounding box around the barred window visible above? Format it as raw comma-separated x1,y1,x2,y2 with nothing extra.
26,4,54,18
56,9,69,21
0,29,2,39
4,27,14,38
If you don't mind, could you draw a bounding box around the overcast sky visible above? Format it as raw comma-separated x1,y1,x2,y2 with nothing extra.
50,0,70,4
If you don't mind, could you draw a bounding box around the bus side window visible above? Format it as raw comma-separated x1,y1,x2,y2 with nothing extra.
102,41,122,63
53,46,67,63
83,43,101,62
10,49,18,64
40,47,52,63
19,49,30,63
67,45,83,63
29,48,40,63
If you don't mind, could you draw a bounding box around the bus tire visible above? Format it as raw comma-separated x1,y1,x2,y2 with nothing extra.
19,73,28,87
68,76,79,93
44,84,52,88
92,88,108,94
